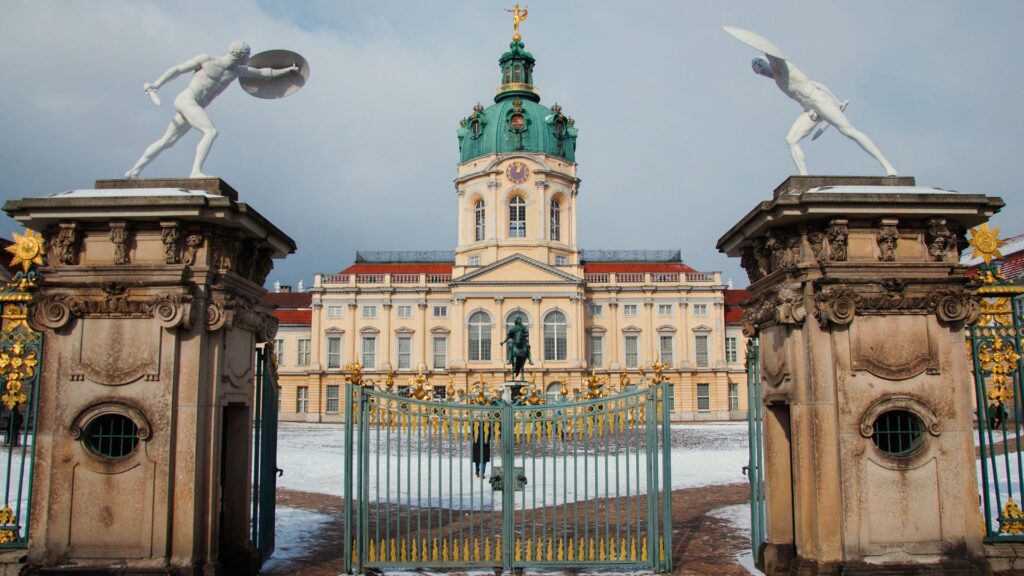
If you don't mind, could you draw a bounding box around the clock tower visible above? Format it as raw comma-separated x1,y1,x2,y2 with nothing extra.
452,34,581,278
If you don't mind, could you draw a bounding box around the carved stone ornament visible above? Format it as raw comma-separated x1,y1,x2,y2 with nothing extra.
808,230,827,263
182,233,203,266
50,222,82,266
31,284,195,331
204,292,276,339
813,281,980,329
925,218,956,262
827,220,849,262
161,222,181,265
740,282,807,337
109,222,132,265
876,221,898,262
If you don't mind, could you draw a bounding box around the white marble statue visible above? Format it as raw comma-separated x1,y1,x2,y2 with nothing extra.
125,41,299,180
725,26,897,176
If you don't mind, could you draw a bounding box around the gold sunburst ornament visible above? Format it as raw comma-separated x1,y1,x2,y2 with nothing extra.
5,229,45,273
968,223,1006,265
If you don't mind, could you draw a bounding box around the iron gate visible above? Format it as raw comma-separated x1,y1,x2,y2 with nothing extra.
251,344,280,563
744,338,766,564
343,382,673,573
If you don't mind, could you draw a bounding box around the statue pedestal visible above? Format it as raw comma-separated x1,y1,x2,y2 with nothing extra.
3,179,294,574
718,176,1004,575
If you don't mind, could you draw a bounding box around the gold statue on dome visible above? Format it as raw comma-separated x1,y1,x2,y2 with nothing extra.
505,4,528,42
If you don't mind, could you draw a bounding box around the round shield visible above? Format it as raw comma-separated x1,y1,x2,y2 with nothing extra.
723,26,788,60
238,49,310,99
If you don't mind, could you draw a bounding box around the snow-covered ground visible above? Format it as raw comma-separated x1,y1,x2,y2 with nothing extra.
276,422,749,507
709,504,759,576
259,506,333,573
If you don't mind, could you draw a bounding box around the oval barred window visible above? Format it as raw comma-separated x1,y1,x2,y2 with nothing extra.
84,414,140,459
871,410,924,456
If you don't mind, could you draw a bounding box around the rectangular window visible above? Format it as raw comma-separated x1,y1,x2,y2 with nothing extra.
361,337,376,369
623,304,638,317
362,305,377,319
296,386,308,413
589,334,604,368
693,303,708,316
397,385,410,397
695,335,709,367
659,335,674,365
297,339,311,366
397,336,412,370
433,385,447,400
326,385,340,413
327,305,344,318
510,199,526,238
668,383,676,412
697,383,710,411
587,304,603,317
397,305,413,319
625,335,639,368
433,305,448,318
327,335,342,369
554,254,567,265
274,339,284,366
729,383,739,411
432,336,447,370
725,337,738,363
468,255,481,266
658,303,672,316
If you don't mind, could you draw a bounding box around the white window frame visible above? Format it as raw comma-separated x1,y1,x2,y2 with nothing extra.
468,311,492,361
397,305,413,319
695,335,709,367
509,196,526,238
297,339,311,366
659,334,674,365
475,199,486,241
543,310,568,361
729,382,739,411
327,305,345,318
325,385,340,413
550,199,561,241
468,255,481,266
397,335,412,370
657,303,672,317
296,386,308,413
725,337,738,364
624,334,639,368
361,336,377,369
693,303,708,316
587,304,603,317
433,305,448,318
327,335,342,369
362,305,377,319
432,336,447,370
554,254,567,266
588,334,603,368
697,383,711,411
623,304,639,317
274,339,284,366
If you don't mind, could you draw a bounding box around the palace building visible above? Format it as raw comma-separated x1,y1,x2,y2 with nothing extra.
266,33,751,422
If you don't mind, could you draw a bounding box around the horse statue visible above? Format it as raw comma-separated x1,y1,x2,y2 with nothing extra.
501,316,533,381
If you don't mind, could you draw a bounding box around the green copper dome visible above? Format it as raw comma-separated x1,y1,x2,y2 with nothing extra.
458,40,578,163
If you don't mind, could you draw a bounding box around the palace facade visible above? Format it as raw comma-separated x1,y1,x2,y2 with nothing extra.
266,34,751,422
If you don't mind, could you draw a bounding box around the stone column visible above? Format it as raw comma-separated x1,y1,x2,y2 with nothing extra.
718,176,1003,576
5,178,294,575
607,300,620,370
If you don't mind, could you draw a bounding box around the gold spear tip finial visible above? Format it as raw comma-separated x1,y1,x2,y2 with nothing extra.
505,4,528,42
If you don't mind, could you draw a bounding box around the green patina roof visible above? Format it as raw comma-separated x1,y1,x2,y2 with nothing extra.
458,40,578,163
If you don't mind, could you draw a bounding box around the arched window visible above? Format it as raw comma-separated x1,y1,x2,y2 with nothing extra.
550,199,561,241
474,200,485,241
468,311,492,361
505,310,530,331
543,310,567,361
509,196,526,238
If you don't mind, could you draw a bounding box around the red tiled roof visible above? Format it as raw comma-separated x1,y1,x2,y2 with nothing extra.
724,289,751,325
339,263,454,274
263,292,312,308
582,262,696,273
1003,251,1024,281
274,309,311,325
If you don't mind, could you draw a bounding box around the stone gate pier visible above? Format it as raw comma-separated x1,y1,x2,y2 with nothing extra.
718,176,1004,575
3,178,294,575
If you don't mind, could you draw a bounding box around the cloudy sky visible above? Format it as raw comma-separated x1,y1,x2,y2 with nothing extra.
2,1,1021,289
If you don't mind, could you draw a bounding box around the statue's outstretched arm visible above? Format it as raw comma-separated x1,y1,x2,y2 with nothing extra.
237,64,299,79
149,54,212,91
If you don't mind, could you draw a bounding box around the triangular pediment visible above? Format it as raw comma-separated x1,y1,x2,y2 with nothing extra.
454,254,581,285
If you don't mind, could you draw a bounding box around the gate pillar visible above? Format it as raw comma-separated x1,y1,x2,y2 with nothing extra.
3,178,294,575
718,176,1003,575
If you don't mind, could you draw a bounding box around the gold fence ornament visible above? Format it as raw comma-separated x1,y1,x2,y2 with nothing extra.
1001,498,1024,534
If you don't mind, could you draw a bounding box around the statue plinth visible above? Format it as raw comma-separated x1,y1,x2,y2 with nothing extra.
718,176,1003,575
3,179,295,574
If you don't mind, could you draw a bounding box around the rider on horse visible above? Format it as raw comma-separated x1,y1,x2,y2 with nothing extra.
501,316,533,381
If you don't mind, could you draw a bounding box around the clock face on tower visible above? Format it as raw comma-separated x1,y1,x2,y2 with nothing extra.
506,161,530,184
